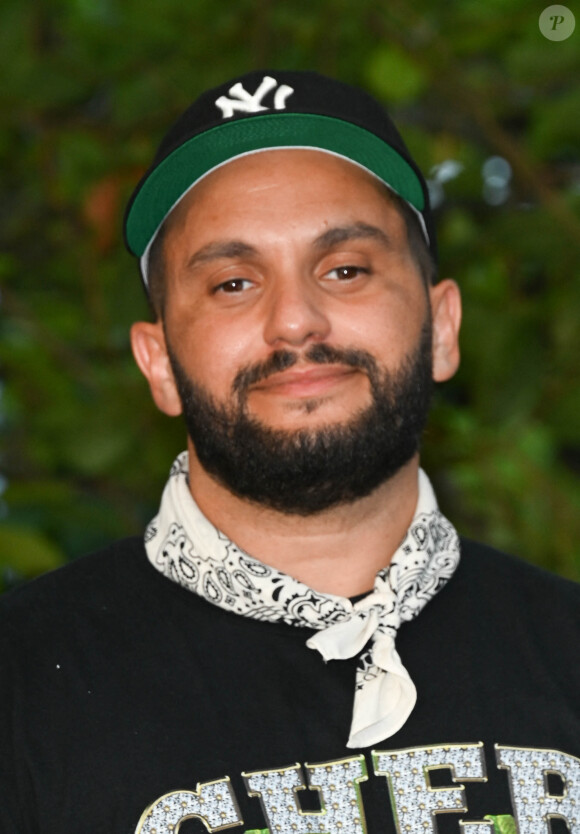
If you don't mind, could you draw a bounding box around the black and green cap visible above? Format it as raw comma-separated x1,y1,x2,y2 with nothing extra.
124,69,436,284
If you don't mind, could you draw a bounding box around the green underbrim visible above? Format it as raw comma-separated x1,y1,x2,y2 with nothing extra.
125,112,426,258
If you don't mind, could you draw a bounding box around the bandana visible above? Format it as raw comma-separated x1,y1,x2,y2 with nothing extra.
145,452,460,748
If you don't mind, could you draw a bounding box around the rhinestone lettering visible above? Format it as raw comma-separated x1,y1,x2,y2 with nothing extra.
135,777,242,834
244,758,367,834
496,745,580,834
372,743,488,834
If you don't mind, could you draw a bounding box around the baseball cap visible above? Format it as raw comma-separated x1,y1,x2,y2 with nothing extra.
124,69,436,284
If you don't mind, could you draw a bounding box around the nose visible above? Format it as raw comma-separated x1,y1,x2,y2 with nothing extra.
262,275,331,348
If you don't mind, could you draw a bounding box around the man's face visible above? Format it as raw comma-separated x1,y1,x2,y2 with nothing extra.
132,150,460,513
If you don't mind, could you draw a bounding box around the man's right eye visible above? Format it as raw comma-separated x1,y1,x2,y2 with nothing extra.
214,278,253,294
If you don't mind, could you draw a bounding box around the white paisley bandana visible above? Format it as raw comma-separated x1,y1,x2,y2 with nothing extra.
144,452,460,749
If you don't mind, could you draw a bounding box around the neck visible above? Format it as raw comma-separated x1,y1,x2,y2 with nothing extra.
186,442,420,597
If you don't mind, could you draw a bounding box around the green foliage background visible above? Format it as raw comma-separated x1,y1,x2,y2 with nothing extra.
1,0,579,590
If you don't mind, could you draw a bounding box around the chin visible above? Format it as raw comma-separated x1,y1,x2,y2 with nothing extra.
250,396,366,428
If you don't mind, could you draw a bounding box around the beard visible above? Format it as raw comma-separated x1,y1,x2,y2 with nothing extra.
165,324,434,516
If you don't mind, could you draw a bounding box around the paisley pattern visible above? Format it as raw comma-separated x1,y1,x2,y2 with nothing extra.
145,451,461,748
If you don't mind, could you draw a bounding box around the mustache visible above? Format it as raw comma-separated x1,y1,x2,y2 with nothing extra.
232,343,380,397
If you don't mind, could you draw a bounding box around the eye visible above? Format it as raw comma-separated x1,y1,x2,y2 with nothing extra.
214,277,254,294
324,265,369,281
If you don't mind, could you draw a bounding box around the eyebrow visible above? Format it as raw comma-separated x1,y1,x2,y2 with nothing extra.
184,222,395,272
185,240,258,271
312,222,395,252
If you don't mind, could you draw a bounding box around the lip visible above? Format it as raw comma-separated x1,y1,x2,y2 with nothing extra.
250,364,359,398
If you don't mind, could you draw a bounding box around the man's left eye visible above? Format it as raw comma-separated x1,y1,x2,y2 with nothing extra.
325,266,367,281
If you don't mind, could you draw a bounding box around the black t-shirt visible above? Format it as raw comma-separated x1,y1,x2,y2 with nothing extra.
1,537,579,834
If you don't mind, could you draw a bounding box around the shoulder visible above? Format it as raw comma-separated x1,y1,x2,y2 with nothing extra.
0,537,152,638
1,535,144,600
458,536,580,596
453,536,580,635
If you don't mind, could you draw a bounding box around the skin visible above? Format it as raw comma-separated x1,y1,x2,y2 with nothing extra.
131,150,462,596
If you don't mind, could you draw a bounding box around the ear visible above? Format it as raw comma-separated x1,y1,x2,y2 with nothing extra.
130,321,183,416
429,279,462,382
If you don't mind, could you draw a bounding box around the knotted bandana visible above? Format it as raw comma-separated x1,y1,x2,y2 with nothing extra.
145,452,460,748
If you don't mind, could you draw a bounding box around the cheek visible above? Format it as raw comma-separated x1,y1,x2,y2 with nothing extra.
170,314,262,395
334,295,426,367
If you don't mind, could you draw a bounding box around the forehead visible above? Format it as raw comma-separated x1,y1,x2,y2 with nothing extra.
166,149,406,243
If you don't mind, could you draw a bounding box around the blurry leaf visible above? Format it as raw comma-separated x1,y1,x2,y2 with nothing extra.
83,174,124,252
364,46,427,103
0,524,64,575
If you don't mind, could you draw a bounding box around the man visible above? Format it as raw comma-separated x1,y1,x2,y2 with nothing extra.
1,70,579,834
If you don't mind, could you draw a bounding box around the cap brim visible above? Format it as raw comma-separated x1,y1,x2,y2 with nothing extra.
125,112,426,259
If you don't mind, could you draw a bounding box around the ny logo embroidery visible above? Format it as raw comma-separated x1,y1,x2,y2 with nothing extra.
215,75,294,119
